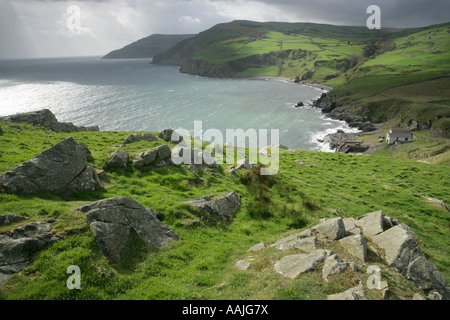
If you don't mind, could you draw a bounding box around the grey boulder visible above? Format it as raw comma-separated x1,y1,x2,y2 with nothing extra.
0,222,56,286
0,137,93,195
78,197,178,262
107,150,129,168
185,192,241,221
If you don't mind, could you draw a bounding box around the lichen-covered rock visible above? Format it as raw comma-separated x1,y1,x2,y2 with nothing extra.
339,234,367,262
0,222,56,286
274,249,332,279
322,254,349,280
159,129,183,143
107,150,129,168
185,192,241,221
61,166,103,196
355,211,384,238
0,137,90,194
313,218,346,240
78,197,178,262
248,242,266,252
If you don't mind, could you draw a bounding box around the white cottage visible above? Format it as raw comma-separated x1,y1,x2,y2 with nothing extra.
386,129,413,145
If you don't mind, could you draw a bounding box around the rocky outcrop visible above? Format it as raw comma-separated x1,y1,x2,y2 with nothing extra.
120,133,157,146
0,222,60,286
371,225,449,298
236,211,449,300
0,137,103,196
0,109,99,133
132,145,174,169
77,197,178,262
171,147,219,170
185,192,241,221
158,129,183,143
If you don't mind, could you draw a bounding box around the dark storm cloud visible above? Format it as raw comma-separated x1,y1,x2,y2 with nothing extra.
0,0,448,59
257,0,450,28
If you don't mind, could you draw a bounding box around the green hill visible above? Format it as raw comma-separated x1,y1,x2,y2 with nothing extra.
0,121,448,300
152,20,450,129
103,34,195,59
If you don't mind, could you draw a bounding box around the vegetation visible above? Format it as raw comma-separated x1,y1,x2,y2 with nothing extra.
0,122,449,300
152,20,450,128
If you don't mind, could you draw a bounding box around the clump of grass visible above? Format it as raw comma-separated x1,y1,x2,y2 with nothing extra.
240,165,278,219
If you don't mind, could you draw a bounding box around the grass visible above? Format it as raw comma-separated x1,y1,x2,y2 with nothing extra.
0,122,449,300
153,20,450,128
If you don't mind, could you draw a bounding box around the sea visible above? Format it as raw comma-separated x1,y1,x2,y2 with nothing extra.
0,57,358,152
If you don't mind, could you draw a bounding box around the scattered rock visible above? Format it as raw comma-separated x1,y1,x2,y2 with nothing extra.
339,234,367,262
0,222,57,286
0,137,94,195
313,218,346,240
424,196,450,212
185,192,241,221
121,133,158,146
412,293,426,300
271,229,312,250
140,149,158,166
157,145,172,161
77,197,178,262
295,160,307,167
0,213,27,226
327,282,366,300
274,249,332,279
132,158,145,169
248,242,266,252
121,133,143,146
428,291,443,300
107,150,129,168
159,129,183,143
236,260,251,271
9,125,22,131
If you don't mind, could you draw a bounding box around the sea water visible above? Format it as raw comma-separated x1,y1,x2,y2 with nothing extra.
0,57,357,151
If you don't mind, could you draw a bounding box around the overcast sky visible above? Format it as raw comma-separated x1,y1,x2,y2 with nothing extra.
0,0,449,59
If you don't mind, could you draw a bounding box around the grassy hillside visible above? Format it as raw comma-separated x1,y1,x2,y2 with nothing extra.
0,122,449,300
103,34,195,59
152,20,450,128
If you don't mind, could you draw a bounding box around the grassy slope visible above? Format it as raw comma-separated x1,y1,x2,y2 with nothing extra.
103,34,196,59
0,123,449,300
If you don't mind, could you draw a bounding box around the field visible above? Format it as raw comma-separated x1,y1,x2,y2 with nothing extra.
0,122,449,300
153,21,450,127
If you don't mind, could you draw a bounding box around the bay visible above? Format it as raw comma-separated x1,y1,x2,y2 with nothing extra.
0,57,357,151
